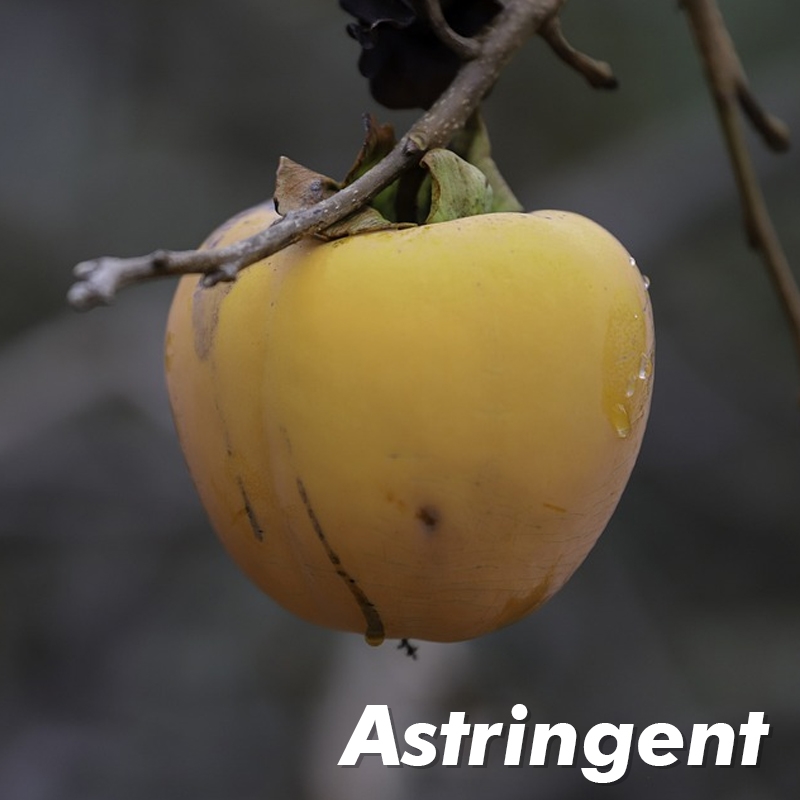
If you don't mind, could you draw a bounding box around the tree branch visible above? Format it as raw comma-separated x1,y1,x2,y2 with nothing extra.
421,0,482,60
539,16,618,89
68,0,567,311
682,0,800,379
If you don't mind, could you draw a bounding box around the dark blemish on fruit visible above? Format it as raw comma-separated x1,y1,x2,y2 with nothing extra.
296,478,385,646
416,505,440,532
237,477,265,542
543,502,568,514
385,490,406,512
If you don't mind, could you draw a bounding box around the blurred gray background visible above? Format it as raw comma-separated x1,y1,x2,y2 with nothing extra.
1,1,799,798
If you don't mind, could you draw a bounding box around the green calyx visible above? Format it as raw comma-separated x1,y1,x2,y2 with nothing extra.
449,111,524,215
417,148,493,224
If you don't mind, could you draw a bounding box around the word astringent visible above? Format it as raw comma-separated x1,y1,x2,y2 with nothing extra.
338,704,770,783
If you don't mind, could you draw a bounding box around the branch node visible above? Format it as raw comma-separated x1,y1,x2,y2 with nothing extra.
67,258,119,310
73,259,97,280
151,249,171,271
403,133,427,155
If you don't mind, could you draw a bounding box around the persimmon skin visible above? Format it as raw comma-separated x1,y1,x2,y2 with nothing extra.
165,204,654,644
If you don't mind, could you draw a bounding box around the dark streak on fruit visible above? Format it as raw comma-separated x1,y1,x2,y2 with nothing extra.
213,396,235,458
191,281,233,361
296,478,385,645
237,477,265,542
416,505,440,532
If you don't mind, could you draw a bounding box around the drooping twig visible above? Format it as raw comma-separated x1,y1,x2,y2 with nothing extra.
539,16,618,89
682,0,800,377
68,0,567,311
421,0,482,60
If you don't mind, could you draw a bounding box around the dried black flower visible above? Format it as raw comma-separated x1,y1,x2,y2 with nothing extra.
340,0,502,109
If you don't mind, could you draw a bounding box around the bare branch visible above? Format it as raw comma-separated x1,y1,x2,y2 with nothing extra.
539,16,618,90
681,0,789,152
682,0,800,379
421,0,482,60
68,0,568,311
735,83,791,153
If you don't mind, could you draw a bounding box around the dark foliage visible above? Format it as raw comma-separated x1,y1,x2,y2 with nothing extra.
340,0,502,109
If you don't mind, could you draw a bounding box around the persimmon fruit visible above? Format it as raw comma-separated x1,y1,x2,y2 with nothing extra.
164,203,654,643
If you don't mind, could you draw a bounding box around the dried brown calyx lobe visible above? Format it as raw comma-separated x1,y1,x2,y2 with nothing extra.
340,0,502,109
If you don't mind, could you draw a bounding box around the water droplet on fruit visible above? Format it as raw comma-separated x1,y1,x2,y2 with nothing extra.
638,353,653,381
610,403,631,438
642,275,651,290
629,256,637,267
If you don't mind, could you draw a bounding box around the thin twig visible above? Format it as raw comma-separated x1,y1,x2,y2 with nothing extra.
735,83,791,153
682,0,800,378
421,0,482,60
68,0,567,311
539,15,618,89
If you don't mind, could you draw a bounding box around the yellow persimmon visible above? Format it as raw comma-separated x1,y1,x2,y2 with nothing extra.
165,204,654,644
